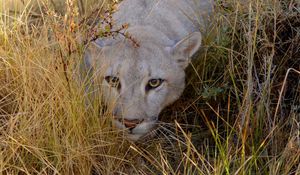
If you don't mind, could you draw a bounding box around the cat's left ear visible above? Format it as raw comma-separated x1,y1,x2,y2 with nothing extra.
167,32,202,69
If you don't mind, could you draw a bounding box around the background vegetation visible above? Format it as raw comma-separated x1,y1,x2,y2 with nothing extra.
0,0,299,174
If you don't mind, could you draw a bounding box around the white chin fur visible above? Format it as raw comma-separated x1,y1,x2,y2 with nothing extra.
127,133,144,141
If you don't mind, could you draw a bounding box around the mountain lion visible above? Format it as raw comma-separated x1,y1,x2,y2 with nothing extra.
84,0,213,141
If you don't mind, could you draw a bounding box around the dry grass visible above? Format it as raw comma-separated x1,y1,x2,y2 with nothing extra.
0,0,300,174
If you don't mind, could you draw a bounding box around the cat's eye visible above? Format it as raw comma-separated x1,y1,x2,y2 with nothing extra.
146,79,164,90
105,76,120,88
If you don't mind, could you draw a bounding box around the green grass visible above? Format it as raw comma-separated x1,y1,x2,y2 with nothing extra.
0,0,300,174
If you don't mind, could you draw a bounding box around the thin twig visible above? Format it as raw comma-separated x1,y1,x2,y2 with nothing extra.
274,68,300,127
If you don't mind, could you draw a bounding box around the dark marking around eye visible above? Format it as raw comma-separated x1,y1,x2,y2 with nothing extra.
177,59,186,63
105,76,121,90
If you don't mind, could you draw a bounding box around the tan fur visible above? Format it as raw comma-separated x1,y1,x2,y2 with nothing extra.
84,0,213,141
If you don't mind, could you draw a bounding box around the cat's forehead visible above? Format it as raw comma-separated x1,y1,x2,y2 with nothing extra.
105,57,152,77
104,54,170,81
101,41,175,79
103,41,169,62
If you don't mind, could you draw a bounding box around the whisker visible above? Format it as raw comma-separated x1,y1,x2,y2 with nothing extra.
155,126,182,148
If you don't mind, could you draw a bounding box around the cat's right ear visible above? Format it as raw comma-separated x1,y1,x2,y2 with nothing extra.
85,38,116,60
79,42,103,84
84,38,116,69
86,41,103,57
84,42,102,69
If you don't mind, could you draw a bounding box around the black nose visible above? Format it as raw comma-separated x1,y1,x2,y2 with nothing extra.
122,119,144,129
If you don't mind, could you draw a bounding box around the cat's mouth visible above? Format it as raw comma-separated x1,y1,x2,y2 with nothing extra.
116,118,144,129
112,116,157,141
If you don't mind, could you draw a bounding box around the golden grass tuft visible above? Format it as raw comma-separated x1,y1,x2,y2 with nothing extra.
0,0,300,174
